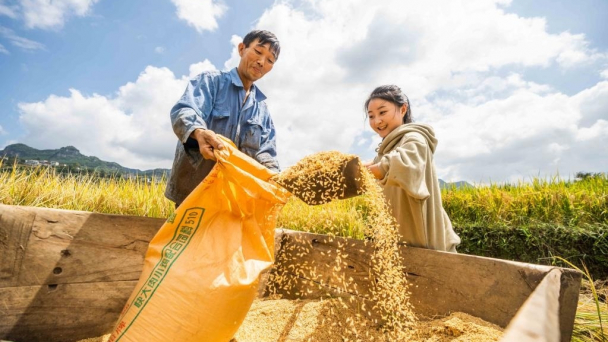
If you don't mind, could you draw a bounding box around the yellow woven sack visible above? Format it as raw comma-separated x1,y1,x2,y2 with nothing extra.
108,136,290,342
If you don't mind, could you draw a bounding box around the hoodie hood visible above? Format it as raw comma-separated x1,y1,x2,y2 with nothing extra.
377,123,438,155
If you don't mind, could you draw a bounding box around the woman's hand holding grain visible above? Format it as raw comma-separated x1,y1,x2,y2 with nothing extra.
365,163,383,180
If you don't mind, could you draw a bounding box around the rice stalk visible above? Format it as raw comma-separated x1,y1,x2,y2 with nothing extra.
555,256,607,342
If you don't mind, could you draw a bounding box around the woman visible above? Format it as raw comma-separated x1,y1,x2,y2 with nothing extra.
364,85,460,252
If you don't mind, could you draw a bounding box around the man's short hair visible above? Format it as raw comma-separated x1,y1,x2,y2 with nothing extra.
243,30,281,60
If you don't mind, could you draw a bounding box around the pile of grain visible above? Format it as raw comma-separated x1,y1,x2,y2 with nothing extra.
231,298,503,342
78,299,502,342
77,299,502,342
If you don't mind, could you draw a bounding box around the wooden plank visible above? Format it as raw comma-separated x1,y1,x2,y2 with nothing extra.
269,229,582,338
402,247,549,327
558,268,582,342
0,281,137,342
0,205,163,342
501,269,561,342
0,206,36,287
0,204,164,287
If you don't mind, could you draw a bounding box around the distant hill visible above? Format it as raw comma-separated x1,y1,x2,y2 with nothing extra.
439,179,473,190
0,143,169,177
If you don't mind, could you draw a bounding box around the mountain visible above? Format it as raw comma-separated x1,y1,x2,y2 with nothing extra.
439,179,473,190
0,143,169,177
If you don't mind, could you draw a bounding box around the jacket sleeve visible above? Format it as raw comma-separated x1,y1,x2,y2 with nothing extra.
377,133,430,200
170,72,218,143
255,103,280,172
170,72,219,167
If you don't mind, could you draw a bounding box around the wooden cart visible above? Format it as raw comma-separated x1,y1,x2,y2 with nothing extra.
0,204,581,342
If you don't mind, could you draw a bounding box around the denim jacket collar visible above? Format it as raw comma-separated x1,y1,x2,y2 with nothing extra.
229,68,267,102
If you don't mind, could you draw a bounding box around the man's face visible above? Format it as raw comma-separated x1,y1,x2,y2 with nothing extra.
237,38,276,85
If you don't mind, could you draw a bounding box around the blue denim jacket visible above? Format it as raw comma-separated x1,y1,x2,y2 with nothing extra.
165,68,280,204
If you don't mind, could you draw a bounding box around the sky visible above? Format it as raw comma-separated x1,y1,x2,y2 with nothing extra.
0,0,607,184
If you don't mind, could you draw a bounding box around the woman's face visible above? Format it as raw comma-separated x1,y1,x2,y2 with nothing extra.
367,99,406,138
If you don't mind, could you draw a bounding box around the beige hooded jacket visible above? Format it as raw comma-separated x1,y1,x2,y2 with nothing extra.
373,123,461,252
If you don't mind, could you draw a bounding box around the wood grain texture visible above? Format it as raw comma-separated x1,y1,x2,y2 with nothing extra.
1,281,138,342
501,269,561,342
0,207,36,287
558,267,582,342
0,204,164,342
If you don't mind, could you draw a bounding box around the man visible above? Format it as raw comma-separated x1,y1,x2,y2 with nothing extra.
165,30,281,206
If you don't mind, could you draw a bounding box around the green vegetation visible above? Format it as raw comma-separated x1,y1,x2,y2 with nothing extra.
1,162,606,341
0,143,169,178
442,173,607,228
0,143,124,170
0,161,172,218
442,173,608,280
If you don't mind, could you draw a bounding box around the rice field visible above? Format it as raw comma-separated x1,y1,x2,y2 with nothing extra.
1,162,606,341
441,174,608,228
0,163,172,218
2,162,605,231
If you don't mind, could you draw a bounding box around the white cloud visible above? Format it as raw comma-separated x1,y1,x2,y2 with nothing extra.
20,0,98,30
0,1,18,18
18,66,191,170
601,69,608,79
431,90,576,182
223,35,241,71
572,81,608,127
576,120,608,142
188,59,217,78
425,81,608,183
0,42,8,54
170,0,227,33
554,32,606,68
155,46,165,54
247,0,608,182
0,26,45,51
0,124,6,135
16,58,221,170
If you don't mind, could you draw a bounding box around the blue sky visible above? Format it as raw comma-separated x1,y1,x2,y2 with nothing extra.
1,0,607,184
0,0,273,136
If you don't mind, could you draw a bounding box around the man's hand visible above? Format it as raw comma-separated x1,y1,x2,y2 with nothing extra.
190,128,224,160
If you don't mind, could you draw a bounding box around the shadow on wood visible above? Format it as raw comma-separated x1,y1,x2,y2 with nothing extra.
0,204,163,342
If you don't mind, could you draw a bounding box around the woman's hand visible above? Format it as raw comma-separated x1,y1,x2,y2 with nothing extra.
365,163,383,180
